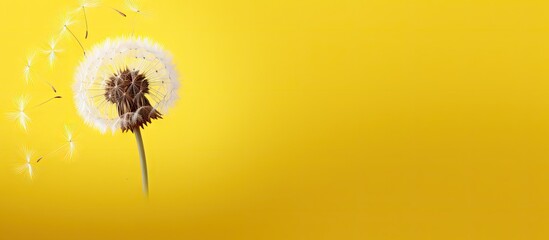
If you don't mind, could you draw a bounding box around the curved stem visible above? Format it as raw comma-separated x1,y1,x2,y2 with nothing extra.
134,128,149,197
65,26,86,56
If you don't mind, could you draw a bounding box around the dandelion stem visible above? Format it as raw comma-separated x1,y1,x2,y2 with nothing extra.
134,127,149,197
65,26,86,56
83,7,89,39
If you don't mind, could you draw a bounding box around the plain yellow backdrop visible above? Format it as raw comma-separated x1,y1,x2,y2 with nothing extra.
1,0,549,239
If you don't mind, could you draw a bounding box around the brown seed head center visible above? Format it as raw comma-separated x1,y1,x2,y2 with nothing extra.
104,68,161,132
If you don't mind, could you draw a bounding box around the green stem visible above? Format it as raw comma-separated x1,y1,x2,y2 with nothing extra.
134,128,149,196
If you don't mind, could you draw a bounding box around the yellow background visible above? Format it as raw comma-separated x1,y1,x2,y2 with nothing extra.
1,0,549,239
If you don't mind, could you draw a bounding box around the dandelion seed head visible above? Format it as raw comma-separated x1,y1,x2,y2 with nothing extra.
74,37,179,133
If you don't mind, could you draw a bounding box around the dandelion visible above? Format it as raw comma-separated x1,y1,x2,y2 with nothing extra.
7,96,31,132
15,148,35,180
74,37,179,196
23,53,35,84
43,37,63,67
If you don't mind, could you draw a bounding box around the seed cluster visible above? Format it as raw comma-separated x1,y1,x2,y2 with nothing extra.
104,68,162,132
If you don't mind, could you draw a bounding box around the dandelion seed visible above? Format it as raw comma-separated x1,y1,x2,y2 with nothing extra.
7,95,62,131
125,0,142,13
35,125,78,163
65,125,76,159
7,96,31,132
74,37,180,196
43,37,63,67
34,146,61,163
112,8,127,17
32,95,62,109
23,53,35,84
77,0,99,39
34,144,62,163
40,80,58,94
25,150,34,179
60,15,86,56
16,148,35,180
125,0,145,35
83,8,88,38
60,14,75,34
67,27,86,55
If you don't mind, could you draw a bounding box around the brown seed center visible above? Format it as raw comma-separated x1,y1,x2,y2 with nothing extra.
104,68,162,132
